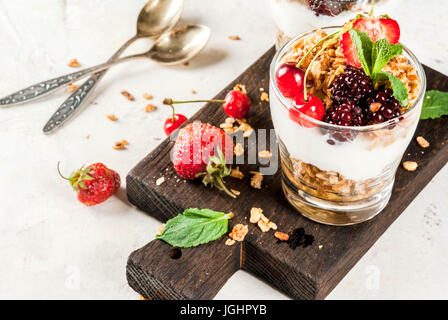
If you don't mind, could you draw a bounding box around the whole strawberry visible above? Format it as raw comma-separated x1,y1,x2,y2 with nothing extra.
58,162,120,206
172,122,236,198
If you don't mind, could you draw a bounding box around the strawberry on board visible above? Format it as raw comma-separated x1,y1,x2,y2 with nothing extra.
58,162,120,206
341,16,401,68
172,122,237,198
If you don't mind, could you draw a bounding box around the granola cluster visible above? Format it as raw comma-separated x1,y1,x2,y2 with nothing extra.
287,158,387,201
284,30,420,110
285,29,346,109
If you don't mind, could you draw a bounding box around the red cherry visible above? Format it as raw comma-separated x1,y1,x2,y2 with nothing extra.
222,90,251,118
275,62,305,98
164,114,187,135
289,94,325,128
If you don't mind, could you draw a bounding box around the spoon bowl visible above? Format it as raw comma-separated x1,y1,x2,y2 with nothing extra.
137,0,184,38
148,25,211,65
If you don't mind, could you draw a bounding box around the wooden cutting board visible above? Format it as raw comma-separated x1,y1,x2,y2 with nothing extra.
125,47,448,300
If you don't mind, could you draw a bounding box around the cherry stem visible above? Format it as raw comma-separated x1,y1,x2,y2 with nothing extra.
168,104,176,122
369,0,375,17
296,30,339,69
303,22,354,101
56,161,71,181
170,99,225,104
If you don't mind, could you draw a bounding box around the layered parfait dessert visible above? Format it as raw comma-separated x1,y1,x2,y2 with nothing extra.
269,14,426,225
271,0,398,47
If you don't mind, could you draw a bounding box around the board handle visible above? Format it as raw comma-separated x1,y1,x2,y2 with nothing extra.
127,238,241,300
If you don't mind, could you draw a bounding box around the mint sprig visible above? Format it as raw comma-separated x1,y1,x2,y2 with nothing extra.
421,90,448,119
349,29,408,107
373,72,409,107
156,208,233,248
371,38,404,75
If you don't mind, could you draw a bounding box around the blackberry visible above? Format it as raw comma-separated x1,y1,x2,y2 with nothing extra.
322,100,365,142
365,89,402,124
322,101,365,127
331,66,373,105
308,0,343,16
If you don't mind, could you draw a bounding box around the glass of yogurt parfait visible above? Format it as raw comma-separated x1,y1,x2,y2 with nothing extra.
270,0,398,48
269,24,426,225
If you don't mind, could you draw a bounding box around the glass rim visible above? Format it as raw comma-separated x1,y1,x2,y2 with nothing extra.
270,26,427,132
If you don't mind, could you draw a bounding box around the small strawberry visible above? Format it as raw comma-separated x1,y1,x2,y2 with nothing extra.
57,162,120,206
341,16,400,68
172,122,236,198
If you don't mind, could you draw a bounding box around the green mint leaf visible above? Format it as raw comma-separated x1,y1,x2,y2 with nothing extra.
349,29,373,76
156,208,232,248
183,208,226,219
373,71,409,107
371,39,403,75
420,90,448,119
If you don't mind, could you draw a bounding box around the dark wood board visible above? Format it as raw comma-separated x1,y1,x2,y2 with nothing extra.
126,47,448,300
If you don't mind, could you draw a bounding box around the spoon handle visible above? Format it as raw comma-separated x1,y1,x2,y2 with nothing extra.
0,65,110,107
0,50,144,107
43,36,139,133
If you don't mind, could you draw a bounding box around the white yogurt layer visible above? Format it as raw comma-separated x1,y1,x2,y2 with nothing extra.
270,0,399,40
269,83,420,181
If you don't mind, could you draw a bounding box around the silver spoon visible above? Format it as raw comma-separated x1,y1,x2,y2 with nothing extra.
40,24,210,133
0,0,183,109
41,0,183,133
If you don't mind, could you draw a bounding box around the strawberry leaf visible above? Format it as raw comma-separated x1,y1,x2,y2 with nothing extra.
156,209,233,248
421,90,448,119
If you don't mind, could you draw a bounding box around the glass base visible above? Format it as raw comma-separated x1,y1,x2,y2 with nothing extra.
281,173,393,226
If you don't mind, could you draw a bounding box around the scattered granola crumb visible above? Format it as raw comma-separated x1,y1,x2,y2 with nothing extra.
156,224,165,235
229,224,248,242
156,176,165,186
257,220,270,233
234,143,244,156
67,58,80,68
416,136,430,148
369,102,381,112
403,161,418,171
260,92,270,102
318,245,323,250
225,239,235,246
68,83,78,93
274,232,289,241
231,189,240,196
268,222,277,230
113,140,128,150
183,61,190,67
191,90,197,94
107,114,118,121
230,166,244,179
250,207,263,224
142,93,153,100
233,83,247,94
145,104,157,113
243,127,254,138
228,35,241,41
250,171,263,189
258,150,272,158
121,90,135,101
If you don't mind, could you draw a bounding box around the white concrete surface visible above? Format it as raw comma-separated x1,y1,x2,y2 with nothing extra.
0,0,446,299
